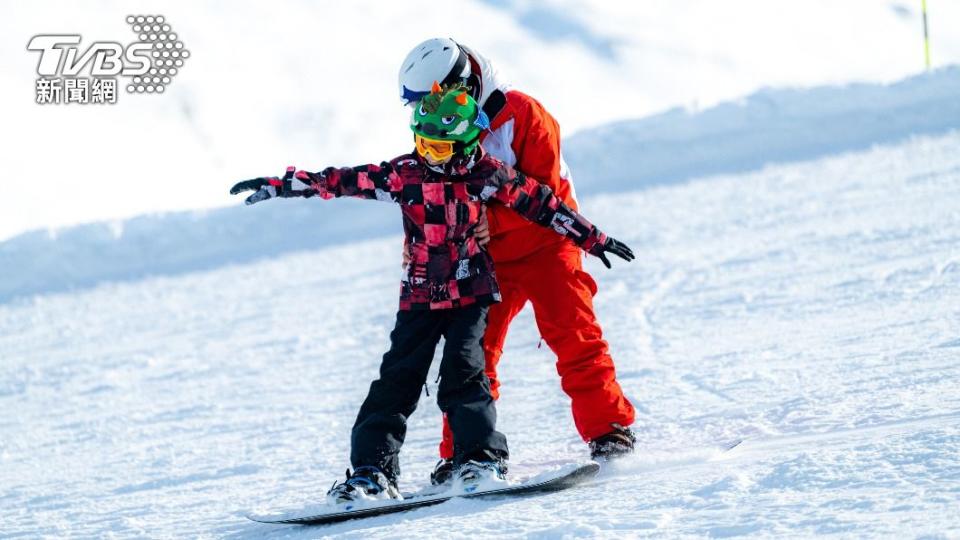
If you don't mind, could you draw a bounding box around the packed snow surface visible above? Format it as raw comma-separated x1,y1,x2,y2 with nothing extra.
2,129,959,537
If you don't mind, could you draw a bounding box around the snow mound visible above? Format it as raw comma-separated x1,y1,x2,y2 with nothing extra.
1,67,958,303
565,66,960,192
0,199,400,304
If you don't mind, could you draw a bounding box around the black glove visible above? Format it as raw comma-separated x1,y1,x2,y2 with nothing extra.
229,166,314,205
588,235,635,269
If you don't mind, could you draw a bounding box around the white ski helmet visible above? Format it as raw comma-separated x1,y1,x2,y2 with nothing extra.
398,38,474,106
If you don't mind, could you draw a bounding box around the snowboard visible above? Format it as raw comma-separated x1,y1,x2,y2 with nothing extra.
247,462,600,526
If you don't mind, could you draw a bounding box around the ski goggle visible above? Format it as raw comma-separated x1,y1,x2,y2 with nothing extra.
415,134,455,161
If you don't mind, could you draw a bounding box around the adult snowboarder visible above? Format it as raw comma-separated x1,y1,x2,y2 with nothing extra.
230,83,634,502
398,39,638,484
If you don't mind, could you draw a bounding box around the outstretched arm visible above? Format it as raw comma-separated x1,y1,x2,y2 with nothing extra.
483,165,635,268
230,162,402,205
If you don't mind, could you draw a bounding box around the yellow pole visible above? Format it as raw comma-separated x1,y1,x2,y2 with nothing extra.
922,0,931,69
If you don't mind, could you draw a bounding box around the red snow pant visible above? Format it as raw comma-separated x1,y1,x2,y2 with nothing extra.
438,238,635,459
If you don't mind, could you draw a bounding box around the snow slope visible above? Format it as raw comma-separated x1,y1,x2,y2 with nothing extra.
2,67,958,303
2,129,959,537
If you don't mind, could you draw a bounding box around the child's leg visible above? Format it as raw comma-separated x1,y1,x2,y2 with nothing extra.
437,278,526,460
351,309,443,481
436,304,509,465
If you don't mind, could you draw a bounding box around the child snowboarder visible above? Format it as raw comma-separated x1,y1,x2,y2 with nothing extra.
229,82,635,503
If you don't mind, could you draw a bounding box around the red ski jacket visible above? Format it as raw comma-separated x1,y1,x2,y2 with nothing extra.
481,90,579,263
293,151,607,310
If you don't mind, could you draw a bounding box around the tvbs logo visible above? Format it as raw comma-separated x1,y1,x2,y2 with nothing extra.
28,15,189,105
28,35,153,76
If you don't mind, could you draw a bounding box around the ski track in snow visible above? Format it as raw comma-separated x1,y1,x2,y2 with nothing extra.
2,132,960,538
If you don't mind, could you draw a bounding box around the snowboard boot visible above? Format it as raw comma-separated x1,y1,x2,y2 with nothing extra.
589,424,636,461
454,450,508,491
430,458,455,486
326,466,401,504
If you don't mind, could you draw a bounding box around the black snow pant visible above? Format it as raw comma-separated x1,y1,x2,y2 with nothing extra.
350,304,509,482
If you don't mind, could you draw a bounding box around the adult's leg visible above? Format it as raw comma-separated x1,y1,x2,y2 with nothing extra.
438,272,527,459
351,309,444,481
437,304,509,465
524,243,635,442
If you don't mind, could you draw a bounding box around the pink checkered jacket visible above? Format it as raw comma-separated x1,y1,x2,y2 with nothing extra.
293,150,606,310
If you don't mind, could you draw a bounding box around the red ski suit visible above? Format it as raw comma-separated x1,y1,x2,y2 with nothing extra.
439,89,635,458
